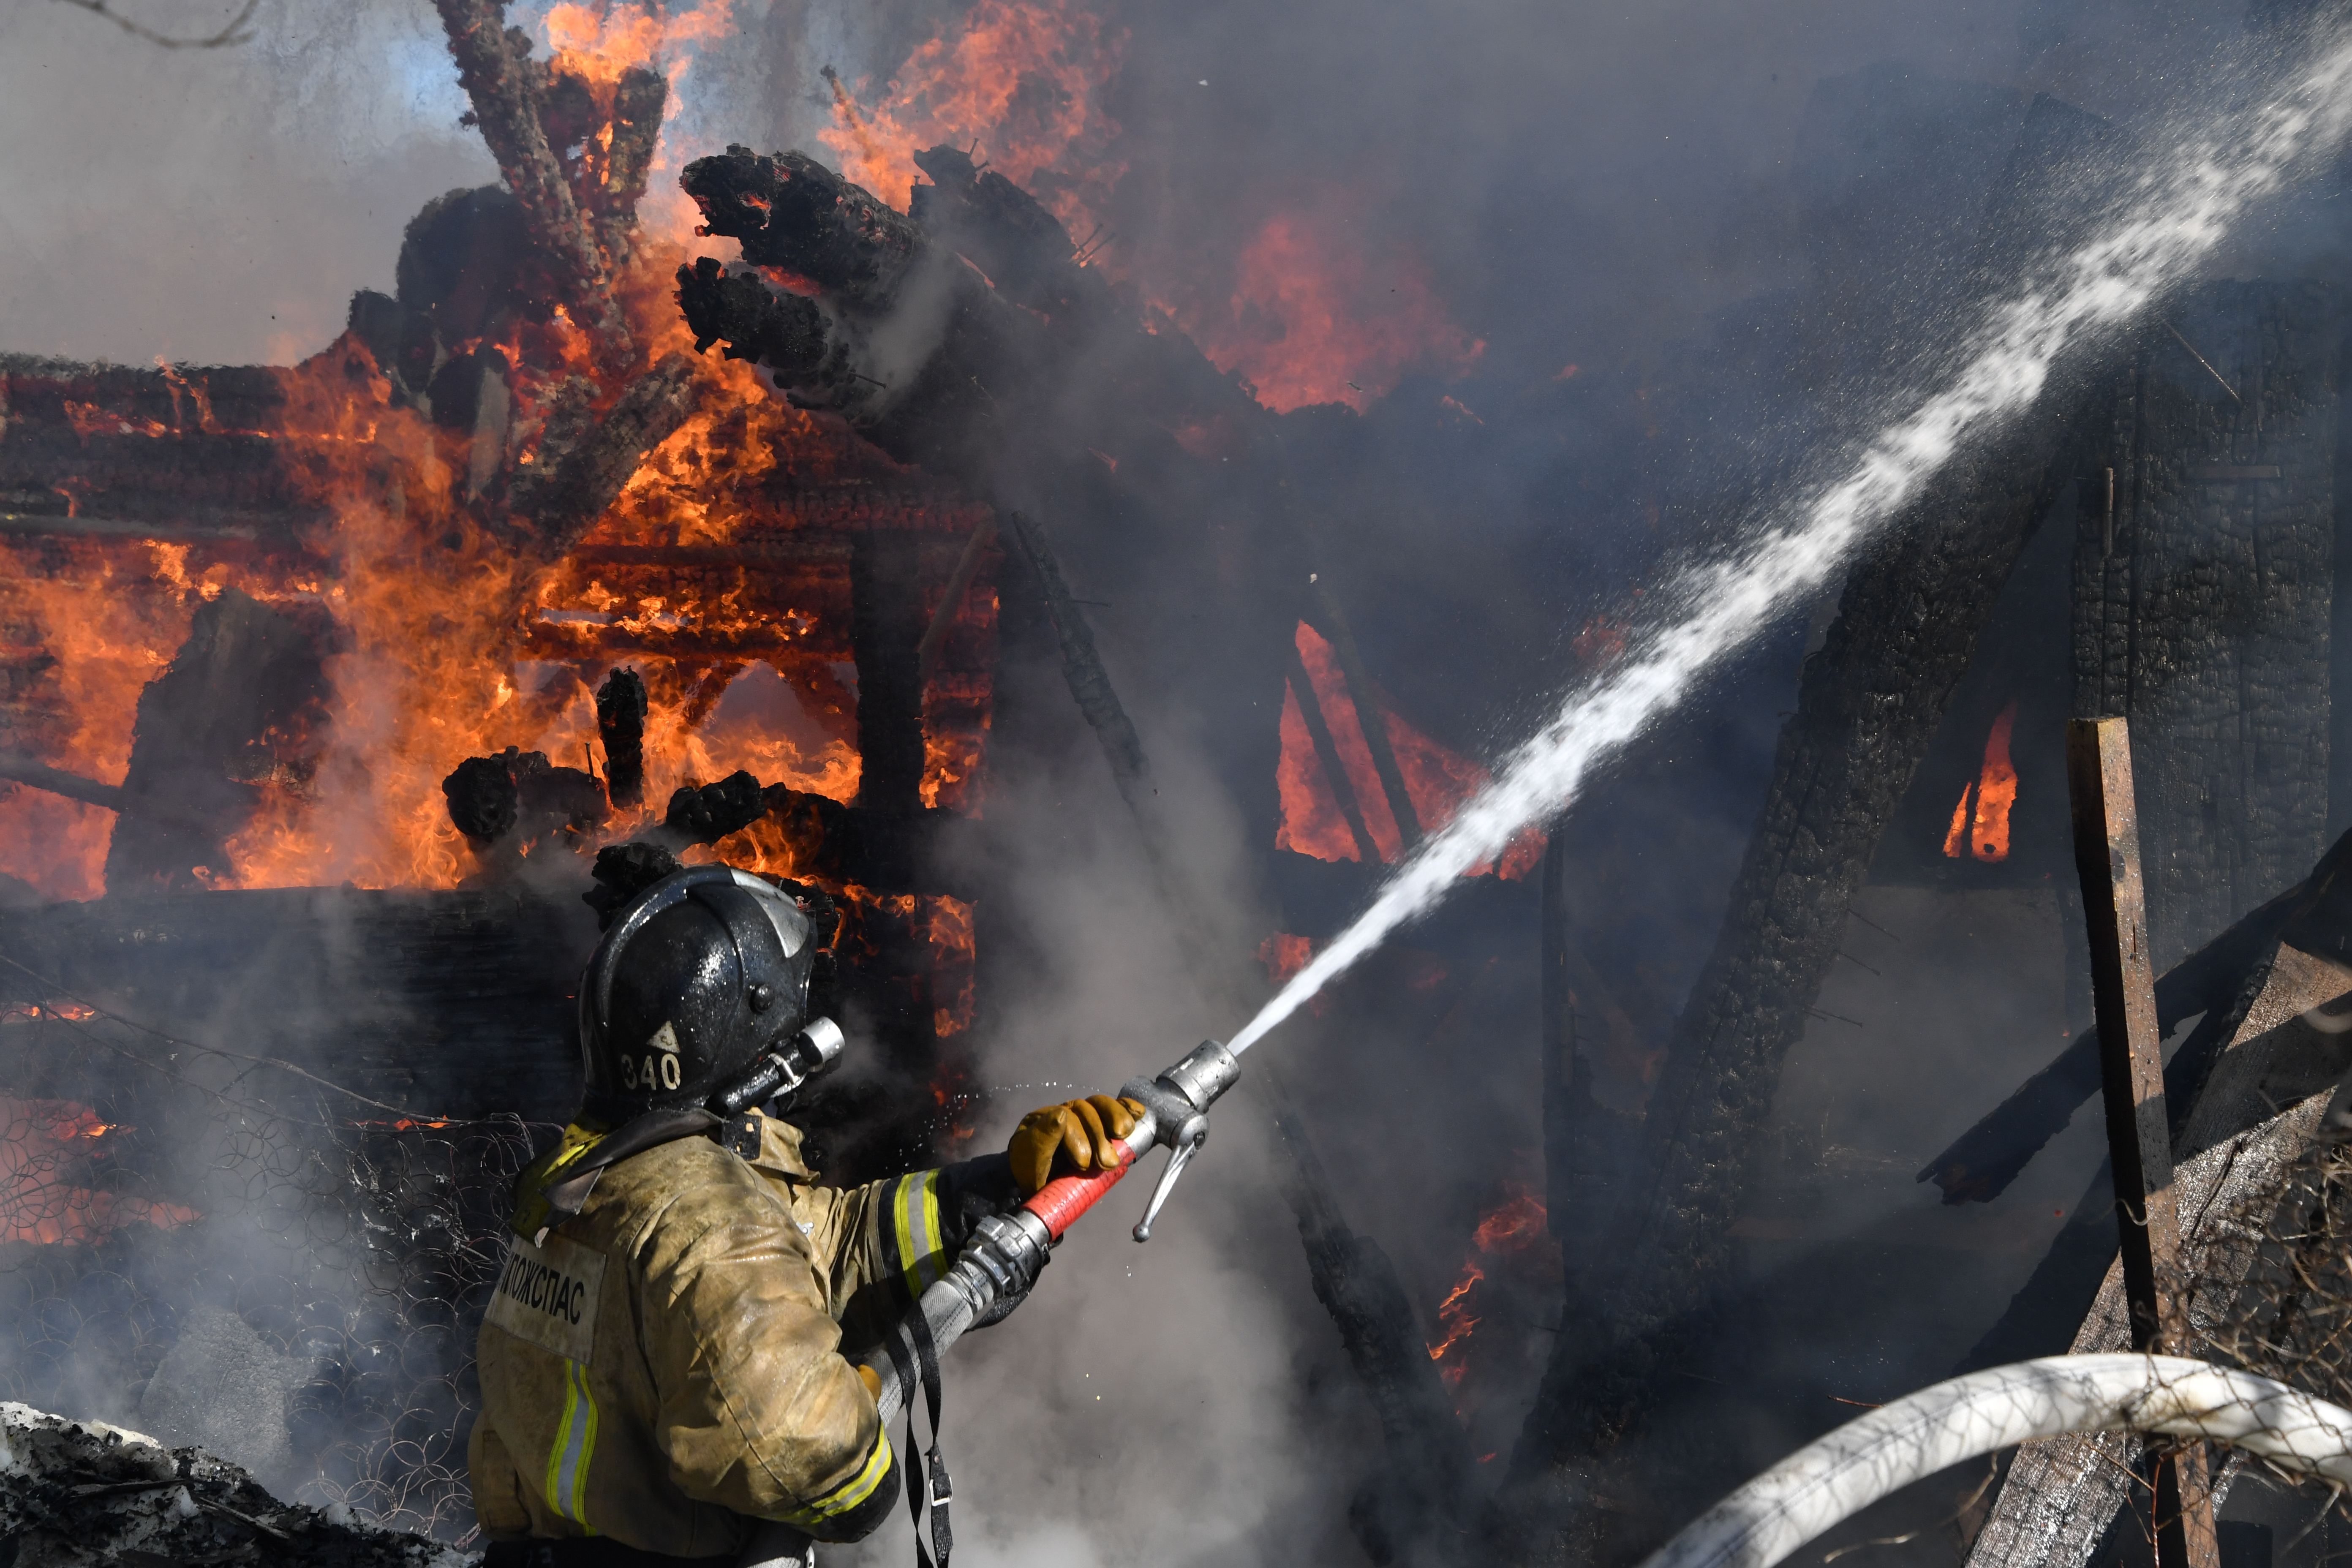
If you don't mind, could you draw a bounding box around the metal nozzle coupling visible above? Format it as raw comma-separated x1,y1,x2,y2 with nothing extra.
1119,1040,1240,1243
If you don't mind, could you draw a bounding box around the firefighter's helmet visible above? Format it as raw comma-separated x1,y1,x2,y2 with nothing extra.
578,866,820,1117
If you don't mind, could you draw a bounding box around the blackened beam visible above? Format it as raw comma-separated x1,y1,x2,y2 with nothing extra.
0,509,322,547
1920,819,2352,1204
504,353,700,562
430,0,632,368
1285,637,1381,866
1307,573,1422,849
0,752,222,837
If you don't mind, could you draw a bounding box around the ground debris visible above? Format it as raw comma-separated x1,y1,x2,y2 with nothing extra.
0,1400,473,1566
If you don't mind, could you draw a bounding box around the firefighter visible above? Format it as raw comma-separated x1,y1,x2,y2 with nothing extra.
468,864,1141,1563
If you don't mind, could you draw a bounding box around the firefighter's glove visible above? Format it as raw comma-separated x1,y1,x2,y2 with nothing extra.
1009,1094,1147,1198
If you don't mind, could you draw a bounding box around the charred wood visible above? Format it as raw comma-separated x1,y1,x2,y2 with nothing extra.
104,588,330,895
441,746,606,851
596,665,649,808
0,887,592,1121
429,0,631,366
0,752,217,837
503,350,700,558
1285,639,1382,866
1271,1086,1478,1567
2074,282,2342,972
0,1401,453,1568
1495,97,2140,1566
852,528,930,826
1922,822,2352,1204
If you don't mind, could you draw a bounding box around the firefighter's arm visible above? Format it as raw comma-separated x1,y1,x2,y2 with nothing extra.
637,1180,901,1542
824,1095,1140,1341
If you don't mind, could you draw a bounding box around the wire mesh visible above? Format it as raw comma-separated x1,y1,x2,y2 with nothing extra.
0,1002,550,1544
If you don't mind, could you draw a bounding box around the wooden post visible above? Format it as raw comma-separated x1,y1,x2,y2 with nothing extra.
2066,716,2219,1568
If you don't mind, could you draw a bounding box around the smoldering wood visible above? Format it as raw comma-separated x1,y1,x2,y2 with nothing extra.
851,529,930,829
2074,283,2342,974
1923,822,2352,1206
1499,392,2101,1560
104,587,332,893
502,351,700,559
0,887,591,1122
0,1401,453,1568
429,0,631,366
1270,1085,1480,1568
595,665,649,809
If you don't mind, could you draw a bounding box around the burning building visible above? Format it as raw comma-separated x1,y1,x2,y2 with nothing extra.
13,3,2352,1568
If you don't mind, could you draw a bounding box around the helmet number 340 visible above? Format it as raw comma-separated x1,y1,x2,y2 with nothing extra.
622,1022,686,1092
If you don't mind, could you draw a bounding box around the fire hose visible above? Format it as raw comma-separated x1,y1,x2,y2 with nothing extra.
735,1039,1242,1568
1638,1355,2352,1568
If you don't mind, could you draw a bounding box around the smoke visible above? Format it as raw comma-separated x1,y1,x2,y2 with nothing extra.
12,0,2352,1561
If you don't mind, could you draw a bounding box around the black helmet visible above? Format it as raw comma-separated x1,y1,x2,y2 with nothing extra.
579,866,825,1119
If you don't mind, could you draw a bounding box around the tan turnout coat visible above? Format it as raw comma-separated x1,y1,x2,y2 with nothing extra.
467,1111,954,1556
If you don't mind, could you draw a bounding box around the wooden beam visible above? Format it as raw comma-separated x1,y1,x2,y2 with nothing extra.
1284,638,1381,867
2065,715,2219,1568
914,516,997,689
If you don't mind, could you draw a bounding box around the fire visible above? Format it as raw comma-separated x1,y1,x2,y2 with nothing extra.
1167,204,1484,414
0,1097,197,1247
1426,1182,1551,1396
817,0,1128,237
1941,700,2018,863
534,0,739,249
1275,621,1542,878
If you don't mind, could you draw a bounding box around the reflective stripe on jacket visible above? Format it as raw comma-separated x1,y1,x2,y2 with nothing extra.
467,1111,961,1555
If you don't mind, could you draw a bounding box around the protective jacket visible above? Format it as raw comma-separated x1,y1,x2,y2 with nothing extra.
468,1109,1010,1557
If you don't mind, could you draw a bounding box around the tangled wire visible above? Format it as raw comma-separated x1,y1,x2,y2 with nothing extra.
0,1002,548,1544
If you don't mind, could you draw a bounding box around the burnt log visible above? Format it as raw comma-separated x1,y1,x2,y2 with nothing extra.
596,665,649,808
430,0,631,365
503,351,701,559
1272,1086,1479,1568
104,587,330,894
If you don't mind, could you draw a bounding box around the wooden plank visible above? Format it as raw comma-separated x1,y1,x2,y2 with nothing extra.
2065,715,2219,1568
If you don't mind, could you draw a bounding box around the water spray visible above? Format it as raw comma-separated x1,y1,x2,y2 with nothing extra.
1225,16,2352,1059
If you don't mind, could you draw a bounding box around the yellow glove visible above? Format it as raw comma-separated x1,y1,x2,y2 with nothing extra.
1008,1094,1147,1197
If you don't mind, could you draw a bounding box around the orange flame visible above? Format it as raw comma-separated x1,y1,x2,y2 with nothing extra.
1941,700,2017,864
1168,205,1484,414
1426,1183,1550,1384
817,0,1128,237
1275,621,1542,878
0,1097,197,1246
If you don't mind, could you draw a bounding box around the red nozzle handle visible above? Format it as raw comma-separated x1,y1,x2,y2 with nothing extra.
1021,1141,1137,1241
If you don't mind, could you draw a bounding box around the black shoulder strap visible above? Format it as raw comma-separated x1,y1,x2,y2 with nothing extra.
883,1315,952,1568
